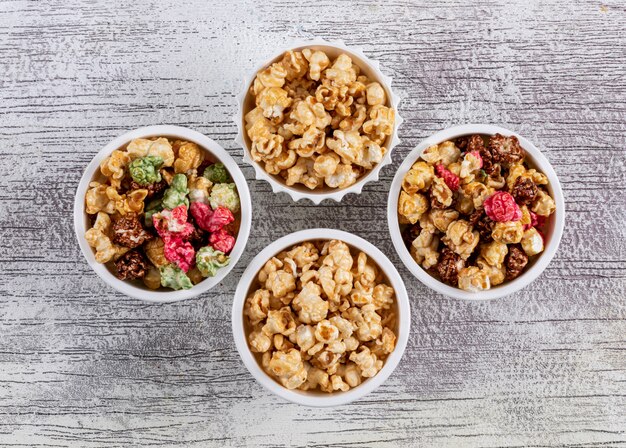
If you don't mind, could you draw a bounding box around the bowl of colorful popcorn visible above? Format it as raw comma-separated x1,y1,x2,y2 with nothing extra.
232,229,410,407
235,38,402,204
388,124,565,301
74,125,251,303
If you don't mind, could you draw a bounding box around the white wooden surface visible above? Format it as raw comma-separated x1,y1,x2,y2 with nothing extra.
1,0,625,446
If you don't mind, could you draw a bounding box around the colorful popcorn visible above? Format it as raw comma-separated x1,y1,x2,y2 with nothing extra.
84,137,241,290
398,134,557,291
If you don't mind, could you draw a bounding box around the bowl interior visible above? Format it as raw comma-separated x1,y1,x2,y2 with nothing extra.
389,126,564,300
242,239,400,397
241,44,396,195
233,229,410,405
83,136,242,292
75,126,251,302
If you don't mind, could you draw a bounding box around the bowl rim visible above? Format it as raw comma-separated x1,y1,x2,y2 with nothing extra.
233,37,403,204
231,228,411,407
73,125,252,303
387,124,566,301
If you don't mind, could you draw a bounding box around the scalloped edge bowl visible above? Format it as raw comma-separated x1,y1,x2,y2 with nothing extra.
74,125,252,303
234,38,402,204
232,229,410,406
387,124,565,301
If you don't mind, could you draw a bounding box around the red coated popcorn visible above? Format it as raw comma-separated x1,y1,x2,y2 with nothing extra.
210,228,236,254
153,205,194,240
435,164,460,191
207,207,235,232
484,191,522,222
190,202,235,232
190,201,212,230
163,234,195,272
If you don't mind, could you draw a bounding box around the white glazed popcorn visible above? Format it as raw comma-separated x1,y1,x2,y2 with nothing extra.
244,240,397,393
521,227,545,256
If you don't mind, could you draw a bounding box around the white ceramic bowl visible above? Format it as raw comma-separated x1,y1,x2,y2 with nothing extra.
232,229,410,407
388,124,565,301
234,38,403,204
74,125,252,303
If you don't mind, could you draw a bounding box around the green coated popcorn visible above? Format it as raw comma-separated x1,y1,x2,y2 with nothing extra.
162,174,189,209
209,183,240,212
160,264,193,290
129,155,163,186
203,162,231,184
144,198,163,227
196,246,230,277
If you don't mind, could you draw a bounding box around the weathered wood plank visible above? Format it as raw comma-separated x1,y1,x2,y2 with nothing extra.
0,0,625,446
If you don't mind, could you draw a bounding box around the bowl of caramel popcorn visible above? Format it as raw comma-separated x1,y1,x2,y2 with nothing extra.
388,124,565,301
74,125,252,303
235,39,402,204
232,229,410,406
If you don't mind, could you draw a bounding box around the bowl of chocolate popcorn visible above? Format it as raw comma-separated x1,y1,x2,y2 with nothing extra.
235,38,402,204
388,124,565,301
74,125,252,303
232,229,410,406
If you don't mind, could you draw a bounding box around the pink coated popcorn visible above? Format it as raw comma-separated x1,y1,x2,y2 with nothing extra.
468,150,483,168
190,202,213,231
163,234,195,272
435,164,460,191
209,228,236,254
206,207,234,232
153,205,194,240
484,191,522,222
191,203,235,233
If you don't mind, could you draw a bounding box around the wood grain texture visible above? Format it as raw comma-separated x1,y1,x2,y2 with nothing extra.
1,0,625,446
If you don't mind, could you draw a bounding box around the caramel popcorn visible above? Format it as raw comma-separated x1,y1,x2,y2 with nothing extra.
246,49,395,190
410,229,440,269
480,241,508,268
442,220,480,260
429,208,460,233
85,181,117,215
302,49,330,81
492,220,524,244
421,141,461,166
143,266,161,290
398,191,429,224
173,141,204,174
100,150,131,188
402,161,435,194
476,257,506,287
398,133,557,291
126,138,175,167
458,266,490,292
430,176,454,209
244,240,397,393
